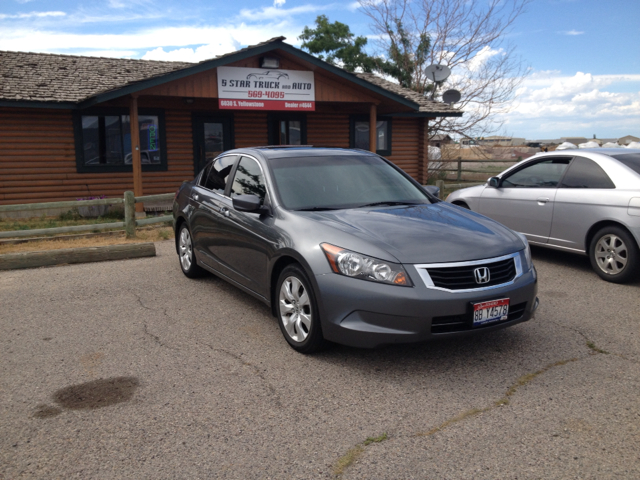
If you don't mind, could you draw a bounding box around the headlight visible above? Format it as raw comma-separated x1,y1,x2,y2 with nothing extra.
320,243,412,286
515,233,532,271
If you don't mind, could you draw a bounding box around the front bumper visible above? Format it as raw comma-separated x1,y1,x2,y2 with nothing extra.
316,264,538,348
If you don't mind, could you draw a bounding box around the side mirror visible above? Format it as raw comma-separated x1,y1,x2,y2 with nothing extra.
488,177,500,188
232,194,268,214
423,185,440,198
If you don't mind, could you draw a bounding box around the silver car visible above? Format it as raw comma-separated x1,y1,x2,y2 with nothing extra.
447,149,640,283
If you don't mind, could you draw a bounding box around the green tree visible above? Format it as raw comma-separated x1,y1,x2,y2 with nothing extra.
299,15,379,73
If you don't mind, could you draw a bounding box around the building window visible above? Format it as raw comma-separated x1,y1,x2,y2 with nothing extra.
268,113,307,146
350,116,392,156
73,108,167,173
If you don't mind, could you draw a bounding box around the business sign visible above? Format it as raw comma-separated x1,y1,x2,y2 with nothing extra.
217,67,315,111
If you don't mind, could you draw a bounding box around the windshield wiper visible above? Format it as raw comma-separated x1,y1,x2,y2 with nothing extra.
355,201,422,208
295,206,345,211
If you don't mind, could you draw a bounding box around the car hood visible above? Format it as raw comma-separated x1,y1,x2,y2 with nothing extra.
306,203,523,264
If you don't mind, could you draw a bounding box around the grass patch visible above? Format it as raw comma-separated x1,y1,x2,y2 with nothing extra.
416,358,579,437
333,433,389,476
586,341,609,354
0,226,173,255
363,432,388,446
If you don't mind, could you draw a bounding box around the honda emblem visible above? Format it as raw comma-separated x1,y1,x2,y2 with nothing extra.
474,267,490,284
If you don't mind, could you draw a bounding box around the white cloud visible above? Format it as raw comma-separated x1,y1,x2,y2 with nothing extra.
0,11,66,20
238,4,324,21
0,23,302,54
142,38,241,62
274,0,286,6
499,71,640,138
464,46,503,72
561,30,584,35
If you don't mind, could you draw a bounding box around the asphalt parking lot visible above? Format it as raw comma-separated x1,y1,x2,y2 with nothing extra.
1,241,639,479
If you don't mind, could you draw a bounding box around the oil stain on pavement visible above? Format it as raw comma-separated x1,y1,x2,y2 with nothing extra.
32,376,140,419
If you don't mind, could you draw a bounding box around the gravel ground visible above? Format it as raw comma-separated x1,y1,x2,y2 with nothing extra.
1,241,639,479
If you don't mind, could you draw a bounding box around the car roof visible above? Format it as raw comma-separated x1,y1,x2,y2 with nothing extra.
226,146,379,160
544,148,640,156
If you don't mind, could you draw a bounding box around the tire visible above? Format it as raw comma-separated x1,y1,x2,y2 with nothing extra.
177,224,206,278
589,226,640,283
276,264,325,353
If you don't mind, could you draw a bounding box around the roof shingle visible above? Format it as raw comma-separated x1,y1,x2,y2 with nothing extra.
0,38,460,116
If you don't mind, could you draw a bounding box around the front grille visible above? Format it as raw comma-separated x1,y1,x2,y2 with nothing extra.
431,301,528,334
425,258,516,290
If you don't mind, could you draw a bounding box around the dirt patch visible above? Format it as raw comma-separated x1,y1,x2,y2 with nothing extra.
0,227,173,254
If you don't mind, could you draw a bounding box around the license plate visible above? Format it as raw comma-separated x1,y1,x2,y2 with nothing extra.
473,298,509,326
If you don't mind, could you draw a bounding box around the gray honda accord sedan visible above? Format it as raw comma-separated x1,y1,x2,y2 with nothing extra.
173,147,538,353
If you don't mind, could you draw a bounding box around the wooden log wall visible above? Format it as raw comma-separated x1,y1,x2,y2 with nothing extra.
386,118,420,180
0,107,195,205
0,107,423,206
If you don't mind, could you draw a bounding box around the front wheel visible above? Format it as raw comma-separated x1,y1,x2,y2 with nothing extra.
177,224,206,278
276,264,325,353
589,226,639,283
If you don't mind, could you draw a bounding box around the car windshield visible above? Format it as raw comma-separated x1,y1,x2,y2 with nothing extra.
269,154,431,211
611,153,640,175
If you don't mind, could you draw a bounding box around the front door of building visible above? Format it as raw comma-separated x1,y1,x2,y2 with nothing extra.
193,115,233,175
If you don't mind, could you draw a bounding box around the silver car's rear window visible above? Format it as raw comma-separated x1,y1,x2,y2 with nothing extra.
612,153,640,175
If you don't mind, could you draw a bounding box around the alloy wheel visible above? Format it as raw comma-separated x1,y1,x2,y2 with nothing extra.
594,233,628,275
179,227,193,272
279,276,312,343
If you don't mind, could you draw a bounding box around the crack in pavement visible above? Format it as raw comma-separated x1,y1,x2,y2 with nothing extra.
548,318,639,364
199,342,283,408
135,294,178,350
331,354,587,477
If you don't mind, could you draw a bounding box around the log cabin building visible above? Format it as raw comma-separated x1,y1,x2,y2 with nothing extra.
0,37,461,207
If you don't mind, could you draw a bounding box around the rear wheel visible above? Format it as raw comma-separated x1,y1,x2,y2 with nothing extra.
178,224,206,278
589,226,639,283
276,264,325,353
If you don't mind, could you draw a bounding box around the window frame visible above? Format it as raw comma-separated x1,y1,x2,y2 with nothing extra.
267,113,307,146
499,157,572,188
73,107,168,173
559,156,616,189
349,115,392,156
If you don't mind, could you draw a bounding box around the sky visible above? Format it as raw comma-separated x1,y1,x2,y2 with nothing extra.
1,0,639,140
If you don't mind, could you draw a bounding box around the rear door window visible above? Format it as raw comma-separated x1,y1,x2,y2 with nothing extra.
202,155,237,194
560,156,615,188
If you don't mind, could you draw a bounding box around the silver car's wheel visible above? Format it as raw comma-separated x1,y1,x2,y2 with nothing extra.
276,265,325,353
589,226,639,283
594,234,627,275
177,224,205,278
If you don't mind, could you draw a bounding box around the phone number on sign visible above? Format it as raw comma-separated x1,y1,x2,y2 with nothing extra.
248,91,285,99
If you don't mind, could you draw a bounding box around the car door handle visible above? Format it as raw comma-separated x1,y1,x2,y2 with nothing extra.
537,197,549,204
193,194,199,201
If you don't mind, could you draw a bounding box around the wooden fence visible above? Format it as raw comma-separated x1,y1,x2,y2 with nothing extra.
431,158,521,198
0,192,173,239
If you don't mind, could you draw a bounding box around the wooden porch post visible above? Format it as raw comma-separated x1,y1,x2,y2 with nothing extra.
417,118,430,184
369,104,377,153
129,94,144,213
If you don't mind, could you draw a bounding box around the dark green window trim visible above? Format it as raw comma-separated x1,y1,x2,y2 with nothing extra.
73,107,168,174
349,115,392,156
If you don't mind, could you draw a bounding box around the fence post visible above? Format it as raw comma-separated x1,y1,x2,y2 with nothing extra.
436,180,445,199
124,191,136,238
457,157,462,182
